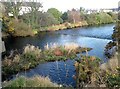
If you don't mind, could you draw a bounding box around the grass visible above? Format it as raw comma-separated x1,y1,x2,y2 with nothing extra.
46,21,88,31
44,43,92,53
100,52,118,74
3,75,59,87
64,43,79,50
98,53,120,87
2,43,92,81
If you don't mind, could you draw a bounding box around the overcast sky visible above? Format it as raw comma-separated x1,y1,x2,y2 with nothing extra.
40,0,119,12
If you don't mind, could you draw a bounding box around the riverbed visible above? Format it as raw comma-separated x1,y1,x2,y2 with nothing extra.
3,24,114,87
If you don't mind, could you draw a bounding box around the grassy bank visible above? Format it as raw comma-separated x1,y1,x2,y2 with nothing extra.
44,21,88,31
2,43,92,81
3,75,59,87
2,16,115,37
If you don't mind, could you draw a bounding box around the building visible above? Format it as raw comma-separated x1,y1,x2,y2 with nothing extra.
86,8,118,14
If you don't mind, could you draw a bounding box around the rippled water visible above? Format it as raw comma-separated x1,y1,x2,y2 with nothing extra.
4,24,114,87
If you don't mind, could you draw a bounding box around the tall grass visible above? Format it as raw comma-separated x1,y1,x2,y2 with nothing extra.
64,43,79,50
44,42,82,51
3,75,59,87
100,53,118,73
23,44,42,59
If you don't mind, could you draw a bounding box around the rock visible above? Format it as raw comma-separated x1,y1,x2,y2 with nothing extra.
0,41,6,53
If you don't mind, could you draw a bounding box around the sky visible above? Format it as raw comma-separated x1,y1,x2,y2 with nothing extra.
40,0,119,12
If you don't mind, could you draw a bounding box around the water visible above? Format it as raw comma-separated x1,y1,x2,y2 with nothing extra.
3,24,114,87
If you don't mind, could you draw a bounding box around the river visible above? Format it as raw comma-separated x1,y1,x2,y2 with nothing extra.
3,24,114,87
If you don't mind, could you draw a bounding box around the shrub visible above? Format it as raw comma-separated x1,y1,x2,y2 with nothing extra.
103,67,120,87
12,20,34,37
39,12,60,27
2,16,14,33
106,74,120,87
100,53,120,87
86,12,114,25
74,55,101,88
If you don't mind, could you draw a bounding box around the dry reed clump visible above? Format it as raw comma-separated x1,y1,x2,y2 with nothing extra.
44,43,80,56
2,57,12,66
27,75,59,87
3,75,59,87
100,53,118,73
64,43,79,51
44,43,79,51
23,44,42,58
44,43,59,50
12,54,21,63
2,54,21,66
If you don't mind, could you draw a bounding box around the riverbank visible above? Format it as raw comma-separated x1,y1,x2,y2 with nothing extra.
44,21,115,32
2,21,114,38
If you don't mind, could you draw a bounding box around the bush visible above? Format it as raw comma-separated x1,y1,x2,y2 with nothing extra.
39,12,60,27
102,67,120,87
85,12,114,25
106,74,120,87
2,16,14,33
74,55,101,88
12,20,34,37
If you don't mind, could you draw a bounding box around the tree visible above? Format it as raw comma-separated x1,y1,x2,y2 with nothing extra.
22,1,43,28
79,7,86,14
67,9,80,23
61,12,68,22
2,1,22,21
85,13,98,25
47,8,63,23
79,7,87,21
107,12,117,21
38,12,60,27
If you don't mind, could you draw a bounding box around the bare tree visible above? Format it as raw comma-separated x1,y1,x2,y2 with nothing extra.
67,9,80,23
1,0,23,21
